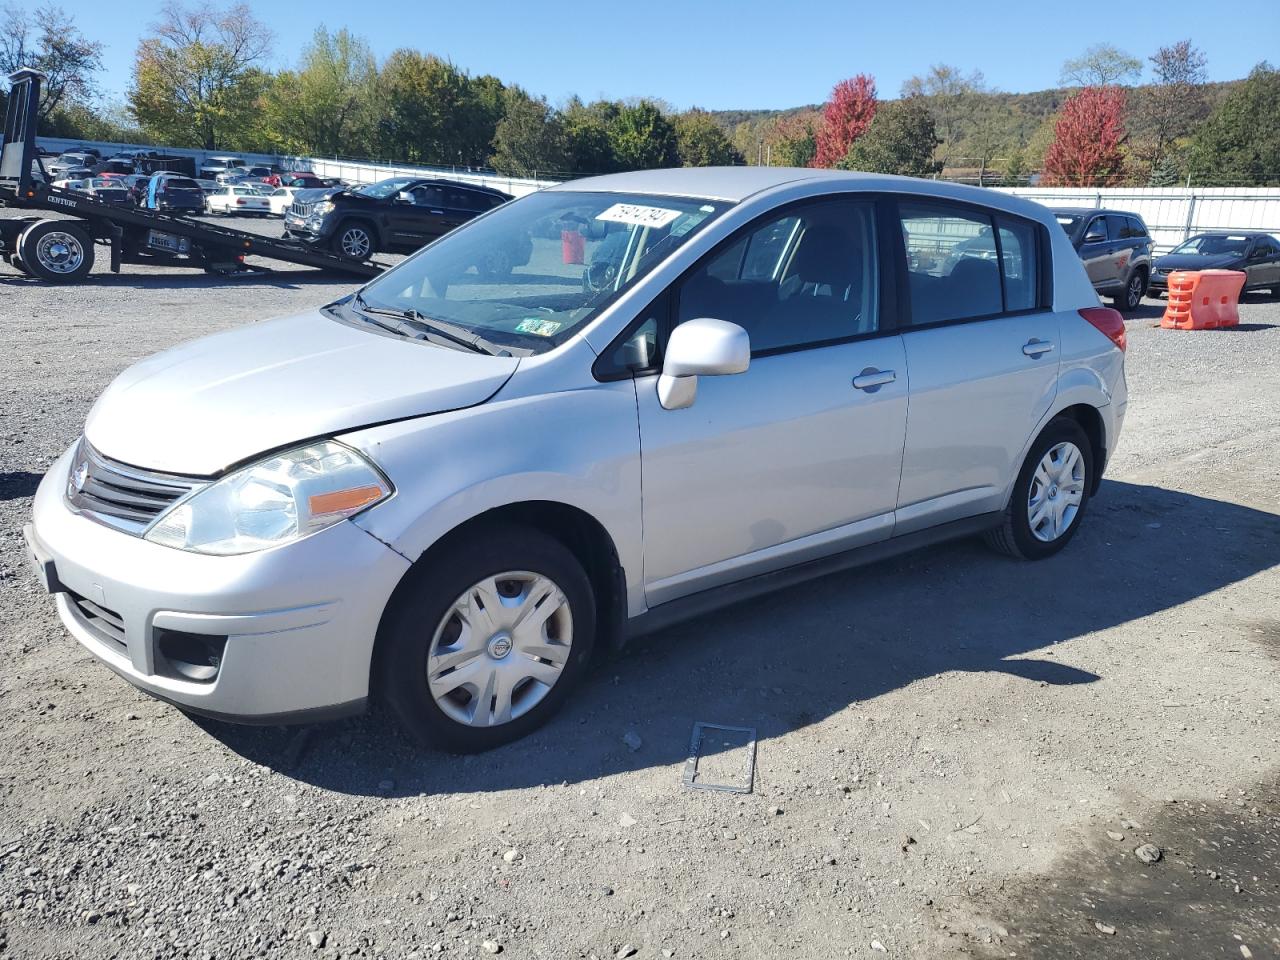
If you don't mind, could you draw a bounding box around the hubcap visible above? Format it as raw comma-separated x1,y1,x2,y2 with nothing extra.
1129,276,1143,306
341,228,370,258
1028,441,1086,542
36,232,85,274
427,572,573,727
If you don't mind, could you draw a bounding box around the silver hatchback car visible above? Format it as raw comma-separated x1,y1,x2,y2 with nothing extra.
25,168,1128,751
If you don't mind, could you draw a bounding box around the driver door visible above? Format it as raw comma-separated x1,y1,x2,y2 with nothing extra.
630,197,909,606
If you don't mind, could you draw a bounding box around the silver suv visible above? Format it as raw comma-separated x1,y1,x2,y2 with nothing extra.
25,168,1128,752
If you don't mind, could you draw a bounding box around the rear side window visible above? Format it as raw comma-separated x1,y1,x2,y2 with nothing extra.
1125,217,1148,239
899,202,1002,324
898,201,1043,324
996,218,1039,312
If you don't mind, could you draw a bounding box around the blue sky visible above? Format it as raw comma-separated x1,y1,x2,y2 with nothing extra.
55,0,1279,111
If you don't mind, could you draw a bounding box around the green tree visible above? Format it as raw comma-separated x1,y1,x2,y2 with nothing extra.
562,98,618,174
489,87,567,177
840,97,940,177
1186,63,1280,185
766,112,819,167
607,100,678,170
379,50,495,165
1136,40,1208,177
674,109,743,166
1059,43,1142,88
901,64,987,172
1001,148,1028,186
265,27,377,156
0,2,103,123
130,1,273,150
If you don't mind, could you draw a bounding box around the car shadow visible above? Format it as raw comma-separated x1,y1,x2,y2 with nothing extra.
0,471,42,502
193,479,1280,796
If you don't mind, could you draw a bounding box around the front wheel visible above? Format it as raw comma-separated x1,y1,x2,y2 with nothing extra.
378,525,596,752
332,222,375,260
985,417,1094,560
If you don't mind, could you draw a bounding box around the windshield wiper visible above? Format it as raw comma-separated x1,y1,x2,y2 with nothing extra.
353,293,505,356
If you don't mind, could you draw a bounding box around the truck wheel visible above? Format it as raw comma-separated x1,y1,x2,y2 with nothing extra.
333,221,375,260
18,221,94,283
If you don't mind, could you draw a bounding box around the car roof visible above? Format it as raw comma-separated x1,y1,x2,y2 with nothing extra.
1048,207,1143,218
543,167,1064,224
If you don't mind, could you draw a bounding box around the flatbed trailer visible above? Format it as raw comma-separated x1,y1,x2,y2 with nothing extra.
0,69,384,283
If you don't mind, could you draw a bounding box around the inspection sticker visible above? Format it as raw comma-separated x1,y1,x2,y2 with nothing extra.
515,317,562,336
596,202,682,229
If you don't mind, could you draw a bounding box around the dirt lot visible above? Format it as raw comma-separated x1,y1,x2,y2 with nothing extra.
1,213,1278,960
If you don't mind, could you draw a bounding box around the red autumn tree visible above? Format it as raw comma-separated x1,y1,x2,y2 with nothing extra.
813,74,877,168
1041,86,1128,186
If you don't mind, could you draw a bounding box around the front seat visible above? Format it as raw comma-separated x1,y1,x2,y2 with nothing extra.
771,223,866,346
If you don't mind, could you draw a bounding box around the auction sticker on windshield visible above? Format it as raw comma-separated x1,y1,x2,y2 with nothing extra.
596,203,682,229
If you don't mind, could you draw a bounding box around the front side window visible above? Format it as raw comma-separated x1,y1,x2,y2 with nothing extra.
675,199,878,353
899,202,1002,324
353,191,727,355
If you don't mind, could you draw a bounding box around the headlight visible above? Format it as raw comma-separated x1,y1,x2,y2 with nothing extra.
311,201,334,218
145,441,392,556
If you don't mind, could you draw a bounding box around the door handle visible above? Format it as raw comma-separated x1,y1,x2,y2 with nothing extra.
852,368,896,392
1022,339,1054,358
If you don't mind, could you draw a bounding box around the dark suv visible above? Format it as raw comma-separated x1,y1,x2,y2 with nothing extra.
283,176,519,264
1051,208,1153,311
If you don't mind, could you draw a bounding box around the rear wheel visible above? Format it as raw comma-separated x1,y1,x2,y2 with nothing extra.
17,221,94,283
985,417,1094,560
378,525,596,752
1112,269,1147,312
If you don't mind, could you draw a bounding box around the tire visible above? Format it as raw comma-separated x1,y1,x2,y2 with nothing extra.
378,524,596,753
332,221,376,261
1112,268,1147,312
17,221,94,283
985,417,1094,561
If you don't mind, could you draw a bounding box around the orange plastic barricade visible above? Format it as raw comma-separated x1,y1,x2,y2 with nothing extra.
561,229,585,265
1161,269,1246,330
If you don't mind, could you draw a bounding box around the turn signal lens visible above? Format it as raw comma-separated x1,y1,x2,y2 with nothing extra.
1079,307,1127,353
309,485,386,516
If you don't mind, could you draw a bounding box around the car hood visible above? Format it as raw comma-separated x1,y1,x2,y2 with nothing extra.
1155,253,1243,272
84,309,519,475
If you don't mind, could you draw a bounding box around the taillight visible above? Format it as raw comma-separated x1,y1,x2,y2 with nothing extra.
1079,306,1126,352
235,198,246,205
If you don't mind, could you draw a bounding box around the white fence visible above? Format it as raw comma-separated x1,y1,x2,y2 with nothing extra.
1001,187,1280,253
25,136,1280,242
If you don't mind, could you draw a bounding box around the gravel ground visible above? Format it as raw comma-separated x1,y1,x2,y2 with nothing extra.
1,212,1278,960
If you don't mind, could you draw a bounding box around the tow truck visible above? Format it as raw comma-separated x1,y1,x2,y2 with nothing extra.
0,68,384,283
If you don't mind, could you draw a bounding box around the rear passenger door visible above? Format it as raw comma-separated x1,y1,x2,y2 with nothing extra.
894,199,1060,533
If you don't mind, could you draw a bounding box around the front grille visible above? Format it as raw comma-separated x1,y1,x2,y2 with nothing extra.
289,200,313,218
66,589,127,653
67,440,204,535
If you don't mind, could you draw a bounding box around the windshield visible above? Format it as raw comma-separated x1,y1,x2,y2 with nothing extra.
352,190,728,354
1169,235,1251,257
1054,214,1083,236
353,177,418,199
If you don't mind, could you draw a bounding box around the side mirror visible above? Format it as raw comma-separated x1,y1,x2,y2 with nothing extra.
396,191,414,203
1084,228,1106,244
657,318,750,411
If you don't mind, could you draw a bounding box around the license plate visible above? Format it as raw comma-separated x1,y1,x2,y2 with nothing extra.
147,230,190,254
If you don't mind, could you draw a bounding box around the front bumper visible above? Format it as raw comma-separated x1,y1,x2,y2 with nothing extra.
26,447,411,722
282,213,326,242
